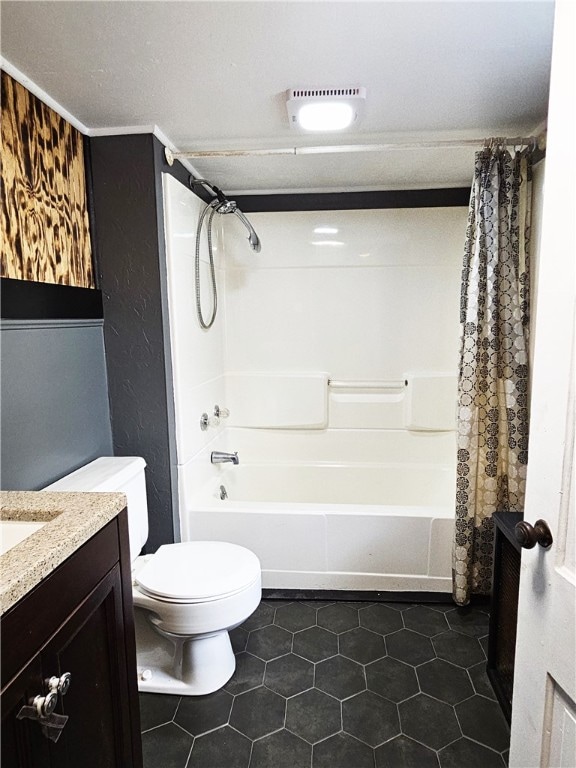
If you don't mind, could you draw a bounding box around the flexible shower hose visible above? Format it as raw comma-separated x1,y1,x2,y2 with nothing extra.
195,200,220,329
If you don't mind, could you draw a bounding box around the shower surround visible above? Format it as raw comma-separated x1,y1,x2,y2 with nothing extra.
163,174,468,593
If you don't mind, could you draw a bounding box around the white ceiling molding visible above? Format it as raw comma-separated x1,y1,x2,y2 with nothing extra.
1,56,89,134
1,56,202,179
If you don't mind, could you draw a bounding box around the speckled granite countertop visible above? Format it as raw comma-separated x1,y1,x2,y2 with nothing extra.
0,491,126,615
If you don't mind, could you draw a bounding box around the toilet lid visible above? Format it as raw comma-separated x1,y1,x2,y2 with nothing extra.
135,541,261,602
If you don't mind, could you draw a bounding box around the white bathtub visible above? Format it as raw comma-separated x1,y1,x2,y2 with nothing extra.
183,430,456,593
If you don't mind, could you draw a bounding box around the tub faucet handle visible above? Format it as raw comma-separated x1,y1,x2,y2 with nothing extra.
214,405,230,419
200,412,220,431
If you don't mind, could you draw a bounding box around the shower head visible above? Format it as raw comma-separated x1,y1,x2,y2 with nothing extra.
232,208,261,252
189,176,261,253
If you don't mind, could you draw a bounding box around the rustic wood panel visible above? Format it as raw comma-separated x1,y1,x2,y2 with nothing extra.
1,72,94,287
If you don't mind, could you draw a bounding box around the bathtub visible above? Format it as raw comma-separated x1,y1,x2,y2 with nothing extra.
182,429,456,593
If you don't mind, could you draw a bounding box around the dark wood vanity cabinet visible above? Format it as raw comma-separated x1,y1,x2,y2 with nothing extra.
1,511,143,767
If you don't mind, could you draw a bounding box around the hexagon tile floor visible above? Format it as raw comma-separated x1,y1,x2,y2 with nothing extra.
139,599,510,768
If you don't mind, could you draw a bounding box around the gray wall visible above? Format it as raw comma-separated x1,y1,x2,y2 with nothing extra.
1,319,113,490
89,133,182,553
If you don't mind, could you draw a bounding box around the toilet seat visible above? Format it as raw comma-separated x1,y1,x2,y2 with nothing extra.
135,541,261,603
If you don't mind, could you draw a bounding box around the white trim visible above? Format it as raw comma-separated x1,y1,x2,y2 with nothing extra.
0,59,202,178
1,56,89,134
87,124,158,137
153,127,201,177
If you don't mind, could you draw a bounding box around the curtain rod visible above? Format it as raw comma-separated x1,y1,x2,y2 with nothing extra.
165,135,542,164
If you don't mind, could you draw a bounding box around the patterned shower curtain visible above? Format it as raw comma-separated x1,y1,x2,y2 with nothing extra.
452,142,532,607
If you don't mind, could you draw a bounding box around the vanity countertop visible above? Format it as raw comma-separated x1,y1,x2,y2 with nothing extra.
0,491,126,615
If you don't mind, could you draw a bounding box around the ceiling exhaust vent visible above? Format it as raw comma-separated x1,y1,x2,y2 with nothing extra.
286,86,367,132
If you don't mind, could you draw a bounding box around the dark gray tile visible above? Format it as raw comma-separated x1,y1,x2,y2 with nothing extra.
230,686,286,740
262,599,293,607
387,629,435,666
230,626,249,654
429,604,458,613
313,732,375,768
224,652,265,695
274,602,317,632
502,748,510,765
341,601,374,608
265,653,314,697
417,658,475,705
189,725,252,768
433,630,485,668
480,634,489,658
301,600,334,609
293,626,338,662
399,693,461,750
139,693,180,732
250,729,312,768
447,606,490,637
339,626,386,664
403,605,451,636
359,603,404,635
142,722,192,768
381,602,410,611
317,603,359,633
286,688,341,744
174,689,233,736
439,737,506,768
468,661,497,700
246,624,293,661
375,734,440,768
342,690,400,747
366,656,419,702
241,601,275,631
315,655,365,700
455,695,510,752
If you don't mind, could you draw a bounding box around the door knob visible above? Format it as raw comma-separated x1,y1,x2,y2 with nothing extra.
514,519,553,549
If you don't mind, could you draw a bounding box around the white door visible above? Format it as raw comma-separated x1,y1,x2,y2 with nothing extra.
509,1,575,766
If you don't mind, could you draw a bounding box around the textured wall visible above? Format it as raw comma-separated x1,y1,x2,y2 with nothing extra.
0,71,94,287
88,134,181,552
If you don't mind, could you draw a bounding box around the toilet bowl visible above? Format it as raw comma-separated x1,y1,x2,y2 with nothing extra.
43,457,261,695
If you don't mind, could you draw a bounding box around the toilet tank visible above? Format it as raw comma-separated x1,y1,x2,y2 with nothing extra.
43,457,149,562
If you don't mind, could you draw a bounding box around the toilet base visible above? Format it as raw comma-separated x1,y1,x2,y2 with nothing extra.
134,609,236,696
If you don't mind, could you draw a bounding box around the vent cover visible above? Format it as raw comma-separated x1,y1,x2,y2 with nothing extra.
288,87,365,99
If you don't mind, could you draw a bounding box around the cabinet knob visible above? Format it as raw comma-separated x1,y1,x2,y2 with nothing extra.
33,692,58,718
48,672,72,696
514,519,553,549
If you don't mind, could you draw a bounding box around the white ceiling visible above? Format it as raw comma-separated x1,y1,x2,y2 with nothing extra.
1,1,554,193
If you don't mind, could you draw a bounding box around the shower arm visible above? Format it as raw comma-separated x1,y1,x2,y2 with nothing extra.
189,177,227,205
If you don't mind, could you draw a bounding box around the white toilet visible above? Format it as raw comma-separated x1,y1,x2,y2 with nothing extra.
44,456,261,696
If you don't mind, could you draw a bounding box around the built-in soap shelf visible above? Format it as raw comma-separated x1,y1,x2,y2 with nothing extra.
327,379,406,390
216,372,457,431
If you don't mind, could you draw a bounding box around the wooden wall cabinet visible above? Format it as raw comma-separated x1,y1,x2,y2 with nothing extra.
1,512,142,767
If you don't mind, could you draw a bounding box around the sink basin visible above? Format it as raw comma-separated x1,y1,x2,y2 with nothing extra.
0,520,46,555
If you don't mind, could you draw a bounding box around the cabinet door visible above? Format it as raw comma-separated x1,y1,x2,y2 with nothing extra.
43,565,138,768
1,656,51,768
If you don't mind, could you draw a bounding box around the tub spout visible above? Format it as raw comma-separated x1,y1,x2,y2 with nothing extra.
211,451,239,465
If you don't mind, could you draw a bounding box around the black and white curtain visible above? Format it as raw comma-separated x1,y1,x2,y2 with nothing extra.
453,142,533,606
